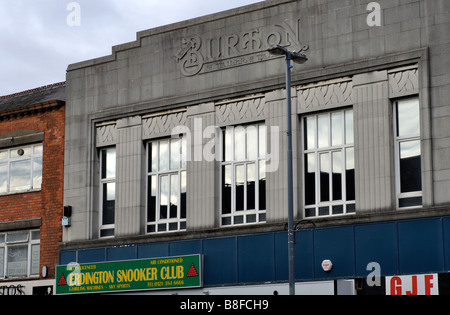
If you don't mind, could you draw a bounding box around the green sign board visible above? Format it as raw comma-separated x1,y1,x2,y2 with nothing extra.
56,255,202,295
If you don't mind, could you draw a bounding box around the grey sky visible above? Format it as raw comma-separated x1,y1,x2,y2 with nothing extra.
0,0,263,96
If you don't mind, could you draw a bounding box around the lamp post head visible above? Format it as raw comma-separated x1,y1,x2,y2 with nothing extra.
267,45,289,56
268,45,308,64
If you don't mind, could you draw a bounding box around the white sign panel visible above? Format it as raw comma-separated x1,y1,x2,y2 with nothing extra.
386,274,439,295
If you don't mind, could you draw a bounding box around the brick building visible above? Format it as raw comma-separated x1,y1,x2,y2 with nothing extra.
0,82,65,295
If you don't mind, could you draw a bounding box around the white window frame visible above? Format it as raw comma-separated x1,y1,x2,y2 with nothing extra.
146,138,187,234
0,230,40,279
0,144,43,195
302,109,356,218
220,124,267,227
394,97,423,209
99,148,116,238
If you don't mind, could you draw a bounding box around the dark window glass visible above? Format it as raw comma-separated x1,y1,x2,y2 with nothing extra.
320,153,330,202
222,165,232,214
259,162,266,211
102,183,115,225
305,154,316,206
399,141,422,193
247,164,256,210
235,165,245,211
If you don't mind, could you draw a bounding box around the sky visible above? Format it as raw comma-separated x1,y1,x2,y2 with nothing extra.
0,0,263,96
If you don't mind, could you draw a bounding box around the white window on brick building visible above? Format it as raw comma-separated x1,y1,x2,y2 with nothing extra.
0,230,40,279
0,144,43,194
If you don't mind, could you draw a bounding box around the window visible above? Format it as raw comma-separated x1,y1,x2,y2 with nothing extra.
221,124,267,226
0,230,40,279
394,98,422,208
303,109,355,218
147,138,187,233
0,144,43,194
100,148,116,238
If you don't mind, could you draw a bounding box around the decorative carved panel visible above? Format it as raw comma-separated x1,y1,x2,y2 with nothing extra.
297,79,353,112
216,96,265,125
96,123,117,147
142,111,187,139
388,67,419,96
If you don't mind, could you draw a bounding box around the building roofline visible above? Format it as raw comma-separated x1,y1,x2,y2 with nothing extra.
0,82,66,100
67,0,296,71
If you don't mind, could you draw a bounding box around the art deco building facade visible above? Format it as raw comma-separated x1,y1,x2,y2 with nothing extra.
58,0,450,295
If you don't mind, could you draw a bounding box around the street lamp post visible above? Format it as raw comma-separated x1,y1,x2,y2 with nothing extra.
268,45,308,296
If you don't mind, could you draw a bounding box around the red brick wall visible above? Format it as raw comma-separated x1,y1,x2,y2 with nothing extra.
0,103,65,280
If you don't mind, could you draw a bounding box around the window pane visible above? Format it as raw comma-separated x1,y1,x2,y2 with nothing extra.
332,112,343,146
0,151,7,161
259,161,266,211
222,165,232,214
0,164,7,193
318,114,329,148
247,126,258,161
225,128,233,162
305,116,316,150
259,126,267,159
31,231,40,240
234,126,246,161
147,176,157,222
247,164,255,211
102,149,116,179
305,153,316,206
235,165,245,211
332,151,342,201
320,153,330,202
345,110,354,144
102,183,115,225
346,148,356,201
10,160,31,191
160,175,169,219
150,142,158,173
33,157,43,189
31,244,40,275
34,145,43,155
181,171,186,219
7,245,28,277
319,206,330,216
397,99,420,137
11,147,31,159
399,197,422,208
181,136,187,169
159,141,169,172
100,229,114,238
400,140,422,193
170,175,179,219
7,232,28,243
0,248,4,278
170,139,181,170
